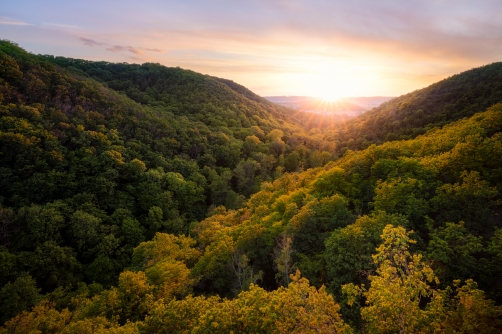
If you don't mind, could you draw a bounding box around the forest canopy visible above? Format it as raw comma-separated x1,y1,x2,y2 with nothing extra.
1,40,502,332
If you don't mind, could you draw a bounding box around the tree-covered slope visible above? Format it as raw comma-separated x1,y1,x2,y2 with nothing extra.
326,62,502,151
4,104,502,333
43,53,337,177
44,56,289,122
184,104,502,297
0,40,341,323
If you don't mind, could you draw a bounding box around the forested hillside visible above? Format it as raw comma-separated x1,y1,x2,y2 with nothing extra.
2,39,502,333
320,62,502,153
0,40,335,321
44,55,288,119
4,103,502,333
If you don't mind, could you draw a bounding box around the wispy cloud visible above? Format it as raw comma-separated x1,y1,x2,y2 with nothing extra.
107,45,143,55
144,47,163,53
0,17,31,26
128,56,144,62
43,23,80,30
79,37,106,47
4,0,502,96
106,45,163,54
78,37,164,56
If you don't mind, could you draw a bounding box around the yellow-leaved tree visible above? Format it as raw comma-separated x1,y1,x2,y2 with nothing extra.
343,225,440,333
144,271,353,334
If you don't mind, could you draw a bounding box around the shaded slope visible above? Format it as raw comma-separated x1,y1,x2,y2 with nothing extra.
213,77,270,104
44,57,292,125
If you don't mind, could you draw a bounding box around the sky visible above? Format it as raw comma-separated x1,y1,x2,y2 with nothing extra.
1,0,502,98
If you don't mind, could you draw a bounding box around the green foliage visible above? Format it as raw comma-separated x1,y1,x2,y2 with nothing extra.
290,194,353,256
0,40,340,316
373,177,429,225
2,40,502,331
426,222,483,285
431,170,499,232
0,274,41,324
325,212,409,295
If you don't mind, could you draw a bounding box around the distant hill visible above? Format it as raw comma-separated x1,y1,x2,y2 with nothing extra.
340,96,395,109
43,56,324,143
265,96,393,117
327,62,502,151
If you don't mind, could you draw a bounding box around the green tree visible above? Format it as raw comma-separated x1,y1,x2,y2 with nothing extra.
373,177,429,226
31,241,81,292
325,212,408,295
0,274,41,324
431,171,498,232
426,221,483,285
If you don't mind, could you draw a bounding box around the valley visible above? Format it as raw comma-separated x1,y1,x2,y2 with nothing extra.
1,41,502,333
265,96,393,117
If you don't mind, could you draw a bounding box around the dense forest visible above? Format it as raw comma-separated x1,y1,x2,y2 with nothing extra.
1,40,502,333
0,40,335,320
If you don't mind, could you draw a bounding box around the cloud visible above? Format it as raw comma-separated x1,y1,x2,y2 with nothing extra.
144,47,163,53
142,1,502,65
127,47,163,54
272,1,502,63
80,37,106,47
43,23,80,30
78,37,163,56
106,45,143,55
0,17,31,26
9,0,499,96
